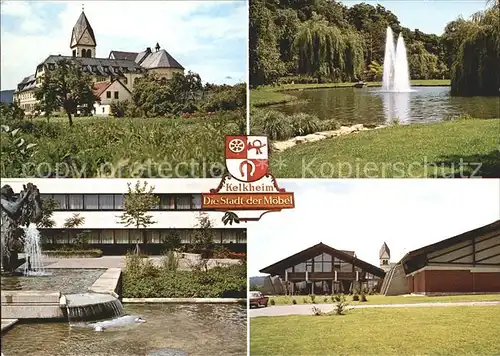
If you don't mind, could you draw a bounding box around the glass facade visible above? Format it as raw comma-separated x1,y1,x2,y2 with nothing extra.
40,194,203,211
40,228,247,245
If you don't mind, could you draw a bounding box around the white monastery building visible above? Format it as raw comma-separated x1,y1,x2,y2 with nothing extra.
14,10,184,116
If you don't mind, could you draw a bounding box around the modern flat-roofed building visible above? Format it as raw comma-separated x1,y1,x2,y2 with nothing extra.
2,178,246,255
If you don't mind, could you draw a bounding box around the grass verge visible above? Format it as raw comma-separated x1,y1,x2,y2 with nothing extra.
267,293,500,306
270,118,500,178
250,306,500,356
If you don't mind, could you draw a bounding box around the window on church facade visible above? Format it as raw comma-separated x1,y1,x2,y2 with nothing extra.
106,91,111,99
114,91,119,99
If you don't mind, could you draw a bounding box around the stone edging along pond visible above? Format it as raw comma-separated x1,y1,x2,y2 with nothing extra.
273,123,386,152
121,298,246,304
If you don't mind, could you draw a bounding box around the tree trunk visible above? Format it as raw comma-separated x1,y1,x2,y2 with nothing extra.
67,111,73,126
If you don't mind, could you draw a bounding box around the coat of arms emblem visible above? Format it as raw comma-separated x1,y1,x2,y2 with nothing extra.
225,136,268,182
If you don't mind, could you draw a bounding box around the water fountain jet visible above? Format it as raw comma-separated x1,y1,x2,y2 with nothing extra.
382,27,412,92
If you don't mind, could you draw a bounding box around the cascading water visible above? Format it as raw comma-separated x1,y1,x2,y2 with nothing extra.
22,224,47,276
382,27,412,92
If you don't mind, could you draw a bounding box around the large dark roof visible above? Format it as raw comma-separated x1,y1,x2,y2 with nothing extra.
109,51,138,61
43,55,144,72
140,49,184,69
71,11,96,47
15,74,36,92
260,242,386,278
400,219,500,272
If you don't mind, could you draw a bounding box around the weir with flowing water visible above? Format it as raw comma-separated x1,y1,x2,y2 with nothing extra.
382,27,412,92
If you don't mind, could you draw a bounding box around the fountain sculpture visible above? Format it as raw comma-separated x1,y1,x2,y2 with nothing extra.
382,27,411,92
1,183,43,274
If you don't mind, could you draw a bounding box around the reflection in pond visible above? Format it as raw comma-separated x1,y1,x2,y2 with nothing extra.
1,303,247,356
270,86,500,126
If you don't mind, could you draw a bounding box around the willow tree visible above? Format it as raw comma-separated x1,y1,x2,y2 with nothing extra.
294,13,363,82
450,5,500,96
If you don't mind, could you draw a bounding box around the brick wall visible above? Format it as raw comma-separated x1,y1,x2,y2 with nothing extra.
411,269,500,293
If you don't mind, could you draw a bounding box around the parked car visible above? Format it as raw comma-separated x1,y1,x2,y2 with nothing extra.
249,291,269,308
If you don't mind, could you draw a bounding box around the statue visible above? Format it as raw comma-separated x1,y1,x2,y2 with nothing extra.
1,183,43,273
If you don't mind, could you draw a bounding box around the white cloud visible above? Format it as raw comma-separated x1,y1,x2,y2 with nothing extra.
248,179,500,276
0,0,247,89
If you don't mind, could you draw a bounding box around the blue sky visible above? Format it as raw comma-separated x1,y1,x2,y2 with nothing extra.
0,1,247,90
341,0,488,35
248,179,500,276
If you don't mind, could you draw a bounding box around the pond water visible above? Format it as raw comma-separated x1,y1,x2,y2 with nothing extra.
271,86,500,126
1,269,105,294
1,303,247,356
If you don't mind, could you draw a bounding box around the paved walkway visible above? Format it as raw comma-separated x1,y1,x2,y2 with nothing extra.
250,301,500,317
32,255,239,270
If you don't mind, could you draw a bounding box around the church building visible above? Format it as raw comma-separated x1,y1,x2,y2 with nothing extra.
14,9,184,116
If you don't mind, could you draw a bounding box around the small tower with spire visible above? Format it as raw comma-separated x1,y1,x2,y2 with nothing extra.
155,43,160,52
379,242,391,272
70,7,97,58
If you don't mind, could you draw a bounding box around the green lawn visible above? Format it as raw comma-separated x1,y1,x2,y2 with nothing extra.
251,79,451,107
267,294,500,306
270,118,500,178
251,306,500,356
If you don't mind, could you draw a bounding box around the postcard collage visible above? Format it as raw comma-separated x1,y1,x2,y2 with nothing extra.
0,0,499,355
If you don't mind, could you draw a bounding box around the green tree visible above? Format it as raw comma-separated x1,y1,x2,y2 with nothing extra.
450,6,500,96
161,230,182,252
63,213,87,249
250,0,284,86
118,181,160,254
35,58,97,126
37,198,59,229
367,61,383,81
191,213,216,259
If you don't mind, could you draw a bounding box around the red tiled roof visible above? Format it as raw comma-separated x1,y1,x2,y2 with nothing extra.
93,81,112,97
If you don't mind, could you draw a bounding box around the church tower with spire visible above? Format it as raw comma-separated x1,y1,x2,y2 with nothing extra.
70,8,97,58
379,242,391,272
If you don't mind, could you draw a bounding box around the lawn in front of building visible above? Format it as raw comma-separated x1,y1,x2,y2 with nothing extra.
250,306,500,355
266,293,500,306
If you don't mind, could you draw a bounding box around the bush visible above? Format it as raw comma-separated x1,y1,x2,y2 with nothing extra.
270,298,276,306
257,110,293,140
290,113,320,136
110,100,131,118
309,294,316,304
292,299,297,305
323,297,328,303
122,255,246,298
311,306,323,316
277,76,318,85
360,291,368,302
303,297,309,304
202,83,246,112
333,294,349,315
352,294,360,301
43,249,103,258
